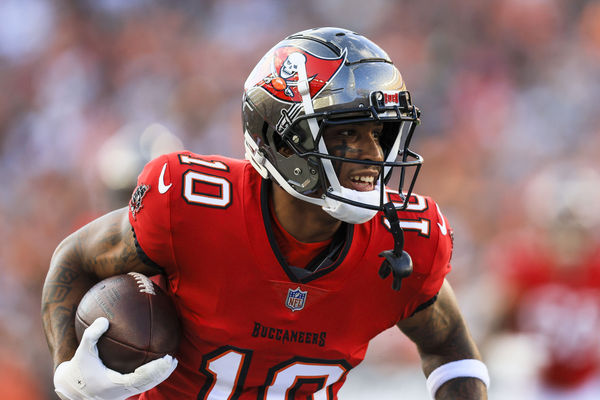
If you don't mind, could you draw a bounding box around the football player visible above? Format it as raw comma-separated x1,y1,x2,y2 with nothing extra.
42,27,488,399
487,162,600,399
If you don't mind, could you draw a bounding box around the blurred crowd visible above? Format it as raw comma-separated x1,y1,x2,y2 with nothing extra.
2,0,600,398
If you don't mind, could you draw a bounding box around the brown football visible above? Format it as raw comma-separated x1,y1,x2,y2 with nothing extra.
75,272,181,374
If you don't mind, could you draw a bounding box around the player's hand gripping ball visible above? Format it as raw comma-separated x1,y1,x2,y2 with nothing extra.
75,272,181,374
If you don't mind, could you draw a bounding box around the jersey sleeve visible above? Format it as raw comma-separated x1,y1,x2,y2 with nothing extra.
128,153,177,272
403,199,453,317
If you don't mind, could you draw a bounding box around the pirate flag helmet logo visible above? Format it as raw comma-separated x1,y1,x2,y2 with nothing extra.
245,45,345,103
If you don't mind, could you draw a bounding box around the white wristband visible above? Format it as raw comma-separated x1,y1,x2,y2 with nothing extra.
426,359,489,399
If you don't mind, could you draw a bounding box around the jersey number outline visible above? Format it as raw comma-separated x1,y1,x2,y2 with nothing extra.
383,191,432,236
197,346,351,400
179,155,232,209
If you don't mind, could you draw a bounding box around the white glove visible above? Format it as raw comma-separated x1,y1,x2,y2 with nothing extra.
54,317,178,400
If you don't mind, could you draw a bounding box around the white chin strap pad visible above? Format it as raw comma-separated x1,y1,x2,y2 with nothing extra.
322,186,380,224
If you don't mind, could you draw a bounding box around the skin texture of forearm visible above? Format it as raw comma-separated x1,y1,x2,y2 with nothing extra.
41,208,154,370
417,320,487,399
42,247,96,370
398,280,487,399
411,303,481,374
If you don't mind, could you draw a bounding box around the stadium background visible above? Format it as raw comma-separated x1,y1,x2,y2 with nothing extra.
1,0,600,398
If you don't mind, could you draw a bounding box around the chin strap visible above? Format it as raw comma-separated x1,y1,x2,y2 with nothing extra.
378,202,413,290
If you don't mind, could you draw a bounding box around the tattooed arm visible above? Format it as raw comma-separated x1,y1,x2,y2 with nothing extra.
397,279,488,399
41,207,159,371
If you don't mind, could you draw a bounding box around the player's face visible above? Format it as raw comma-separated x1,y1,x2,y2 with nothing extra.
322,121,385,192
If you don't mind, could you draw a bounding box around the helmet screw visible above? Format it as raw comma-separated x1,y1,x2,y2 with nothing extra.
293,168,302,175
292,135,300,143
310,168,317,175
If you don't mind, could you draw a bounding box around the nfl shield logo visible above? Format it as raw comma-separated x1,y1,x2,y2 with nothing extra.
286,287,307,312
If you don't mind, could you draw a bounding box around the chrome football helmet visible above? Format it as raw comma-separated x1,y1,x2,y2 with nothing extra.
243,27,422,224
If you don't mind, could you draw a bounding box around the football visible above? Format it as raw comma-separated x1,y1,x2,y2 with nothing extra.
75,272,181,374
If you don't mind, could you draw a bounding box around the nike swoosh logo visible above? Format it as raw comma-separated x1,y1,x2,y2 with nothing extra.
436,204,447,235
158,162,172,194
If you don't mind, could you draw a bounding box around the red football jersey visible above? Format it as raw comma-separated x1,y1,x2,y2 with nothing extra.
492,233,600,388
128,151,453,399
